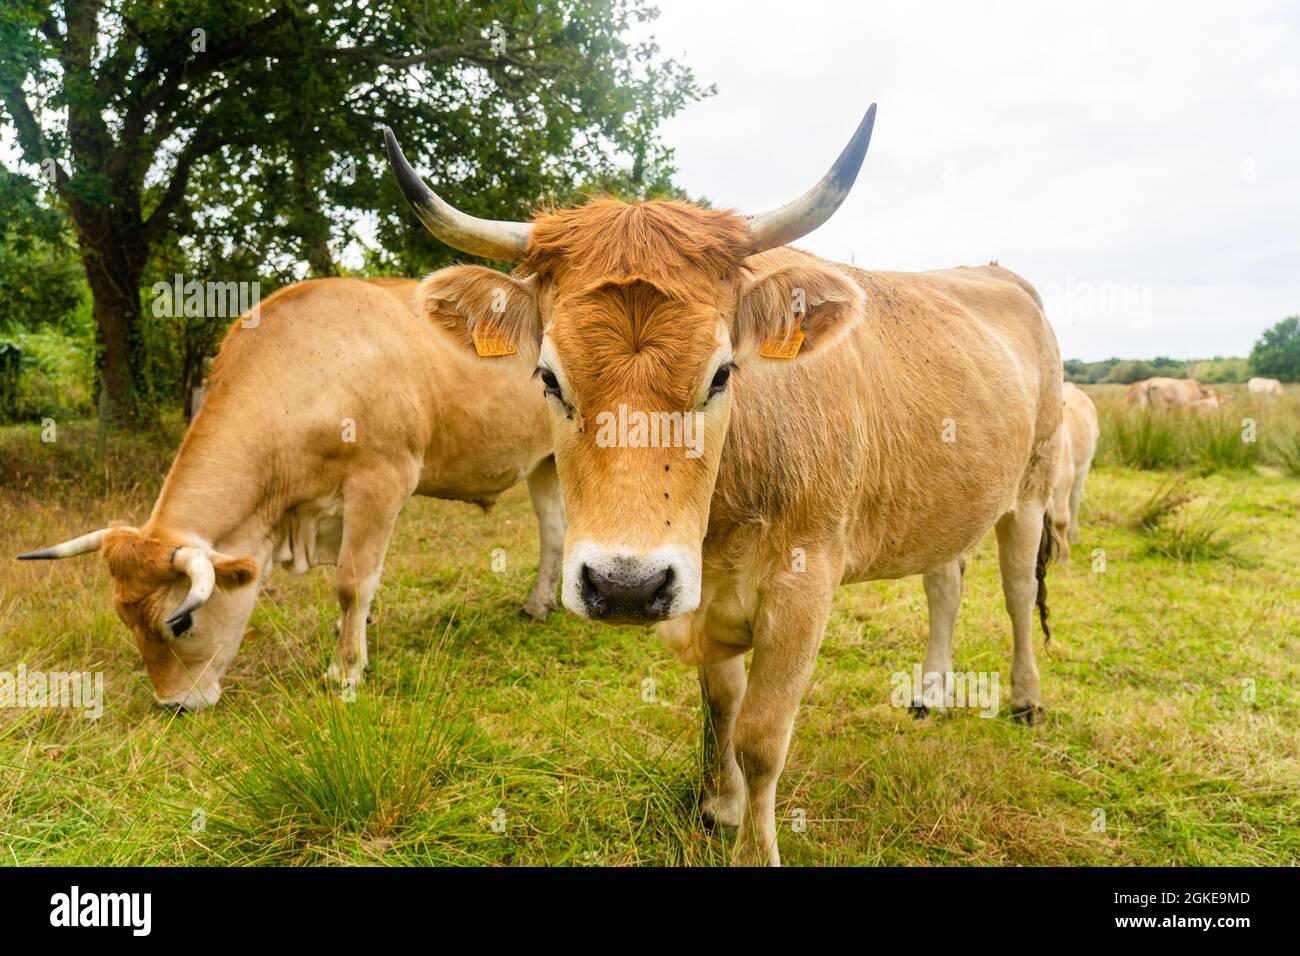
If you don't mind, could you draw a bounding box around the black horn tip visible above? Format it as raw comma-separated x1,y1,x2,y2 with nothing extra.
16,551,50,560
830,103,877,189
382,125,434,209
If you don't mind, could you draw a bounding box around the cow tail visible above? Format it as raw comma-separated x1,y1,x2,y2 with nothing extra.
1036,510,1056,648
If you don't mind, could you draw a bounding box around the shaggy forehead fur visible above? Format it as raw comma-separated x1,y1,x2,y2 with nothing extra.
549,279,722,413
524,199,751,412
523,198,751,301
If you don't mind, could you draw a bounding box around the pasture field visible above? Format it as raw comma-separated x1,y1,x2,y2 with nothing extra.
1,383,1297,866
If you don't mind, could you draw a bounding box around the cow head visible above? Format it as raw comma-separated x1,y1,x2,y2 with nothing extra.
18,527,259,710
384,106,875,622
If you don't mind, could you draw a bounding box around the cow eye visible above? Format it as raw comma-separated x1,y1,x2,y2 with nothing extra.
170,613,193,637
708,363,734,398
536,367,562,399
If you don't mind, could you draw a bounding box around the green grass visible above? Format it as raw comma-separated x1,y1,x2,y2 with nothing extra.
1,416,1297,866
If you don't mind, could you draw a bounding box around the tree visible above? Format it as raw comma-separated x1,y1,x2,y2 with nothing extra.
0,1,708,427
1249,317,1300,382
1103,360,1158,385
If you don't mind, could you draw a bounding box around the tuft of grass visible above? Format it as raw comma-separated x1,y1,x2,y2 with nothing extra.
1106,409,1184,470
1144,504,1241,564
1132,476,1193,532
209,640,474,844
1192,417,1260,474
1270,433,1300,478
1130,475,1243,564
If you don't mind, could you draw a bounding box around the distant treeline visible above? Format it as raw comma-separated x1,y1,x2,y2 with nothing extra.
1066,317,1300,385
1064,356,1251,385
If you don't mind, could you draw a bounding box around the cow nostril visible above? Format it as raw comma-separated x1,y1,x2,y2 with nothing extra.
647,567,675,615
580,563,605,614
580,563,675,620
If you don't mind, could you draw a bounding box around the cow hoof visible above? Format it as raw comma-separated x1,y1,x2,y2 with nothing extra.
325,661,364,687
701,794,741,835
909,703,929,719
1010,703,1045,724
520,600,555,622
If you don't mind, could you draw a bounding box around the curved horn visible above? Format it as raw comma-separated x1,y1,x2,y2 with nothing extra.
167,547,216,627
382,126,533,261
746,104,877,254
17,528,112,560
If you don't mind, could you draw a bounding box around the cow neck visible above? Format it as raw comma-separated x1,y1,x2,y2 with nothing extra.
143,413,276,552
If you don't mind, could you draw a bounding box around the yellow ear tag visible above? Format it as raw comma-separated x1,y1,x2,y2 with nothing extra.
472,322,516,357
759,327,804,359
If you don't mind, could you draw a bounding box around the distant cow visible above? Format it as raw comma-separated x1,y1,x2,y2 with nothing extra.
1126,376,1224,412
1248,377,1284,396
1050,383,1099,560
18,278,562,711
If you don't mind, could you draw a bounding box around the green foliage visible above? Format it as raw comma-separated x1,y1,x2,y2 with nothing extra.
1102,359,1163,385
1187,356,1249,384
1,1,709,425
0,327,95,423
1249,316,1300,382
1065,355,1254,386
0,168,87,335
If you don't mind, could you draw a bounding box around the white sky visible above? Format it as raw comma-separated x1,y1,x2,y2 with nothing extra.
6,3,1295,361
638,0,1300,360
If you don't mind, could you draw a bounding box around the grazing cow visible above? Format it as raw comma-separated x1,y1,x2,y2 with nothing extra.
383,103,1063,866
1248,377,1284,397
1187,393,1227,414
1050,383,1100,560
18,278,562,711
1125,376,1222,411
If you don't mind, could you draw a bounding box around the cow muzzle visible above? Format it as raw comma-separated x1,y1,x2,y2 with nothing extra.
563,543,700,623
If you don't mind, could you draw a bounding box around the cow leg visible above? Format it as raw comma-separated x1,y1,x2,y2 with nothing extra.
327,482,405,687
699,652,747,833
731,572,833,867
913,556,965,715
1067,462,1089,545
994,502,1049,721
522,456,566,620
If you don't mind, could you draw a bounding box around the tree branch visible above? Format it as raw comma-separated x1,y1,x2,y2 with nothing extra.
0,81,70,201
141,131,256,240
126,8,297,143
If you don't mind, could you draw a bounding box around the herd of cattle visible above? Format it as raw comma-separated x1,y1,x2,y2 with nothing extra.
1122,374,1285,412
12,105,1287,864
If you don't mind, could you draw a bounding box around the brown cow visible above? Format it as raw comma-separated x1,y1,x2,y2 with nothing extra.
383,104,1063,865
1050,382,1100,560
18,278,562,710
1126,376,1223,411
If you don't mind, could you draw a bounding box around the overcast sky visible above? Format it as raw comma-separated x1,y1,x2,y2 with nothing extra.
636,0,1300,360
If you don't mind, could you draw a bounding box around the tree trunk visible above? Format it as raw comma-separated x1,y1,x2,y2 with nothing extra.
79,237,153,430
306,232,338,278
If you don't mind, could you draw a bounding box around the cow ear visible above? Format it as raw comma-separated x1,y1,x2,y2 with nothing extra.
733,265,864,363
415,266,541,361
213,554,260,590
